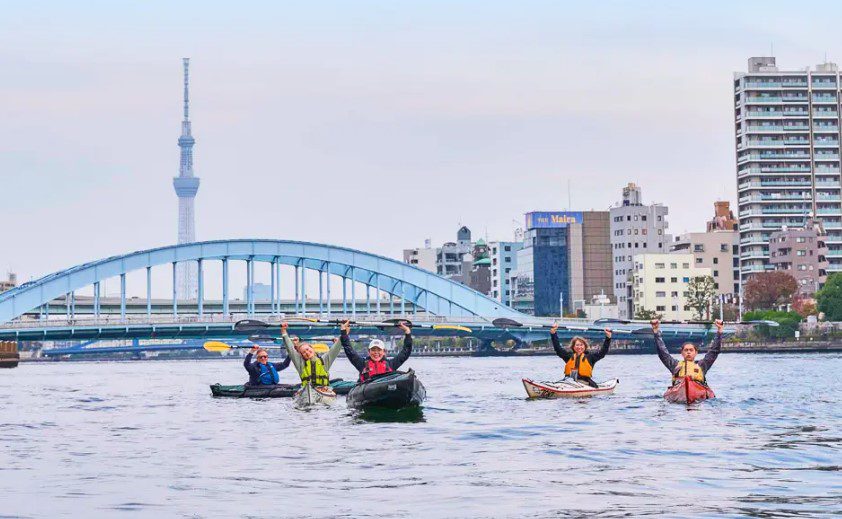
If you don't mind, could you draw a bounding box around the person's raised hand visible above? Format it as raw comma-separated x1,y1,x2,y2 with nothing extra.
550,322,559,335
250,345,259,353
651,320,660,334
340,320,351,334
714,319,724,334
398,322,411,335
281,321,288,332
604,328,612,339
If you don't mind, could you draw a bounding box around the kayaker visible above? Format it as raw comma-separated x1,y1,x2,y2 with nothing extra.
339,320,413,382
549,324,612,388
243,346,291,386
281,322,342,388
651,319,723,386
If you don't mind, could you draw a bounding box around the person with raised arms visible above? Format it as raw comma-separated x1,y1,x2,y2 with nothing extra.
243,346,291,386
549,324,612,388
651,319,723,387
339,320,413,381
281,321,342,388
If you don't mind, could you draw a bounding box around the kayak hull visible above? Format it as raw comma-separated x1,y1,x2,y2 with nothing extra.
664,376,715,404
294,384,336,407
522,377,619,398
210,379,351,399
346,370,426,410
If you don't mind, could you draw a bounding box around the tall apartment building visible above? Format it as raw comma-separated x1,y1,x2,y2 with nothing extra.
631,253,712,321
489,241,522,306
609,183,671,319
512,211,612,316
735,56,842,281
0,273,16,293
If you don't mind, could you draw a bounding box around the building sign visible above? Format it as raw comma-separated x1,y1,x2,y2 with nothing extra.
525,211,583,229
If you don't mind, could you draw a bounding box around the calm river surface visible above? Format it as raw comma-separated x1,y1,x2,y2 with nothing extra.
1,353,840,518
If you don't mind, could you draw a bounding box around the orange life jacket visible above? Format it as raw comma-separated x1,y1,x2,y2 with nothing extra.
564,353,593,378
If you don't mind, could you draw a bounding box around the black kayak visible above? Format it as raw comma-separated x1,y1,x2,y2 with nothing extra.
346,369,426,410
210,379,355,398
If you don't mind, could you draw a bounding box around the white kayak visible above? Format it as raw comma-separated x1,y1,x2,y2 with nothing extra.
294,384,337,407
522,377,619,399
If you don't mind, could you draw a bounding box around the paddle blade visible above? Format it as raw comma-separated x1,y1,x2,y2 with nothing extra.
248,334,278,344
311,343,330,353
234,319,271,332
382,318,413,328
492,318,522,328
432,324,473,333
203,341,233,352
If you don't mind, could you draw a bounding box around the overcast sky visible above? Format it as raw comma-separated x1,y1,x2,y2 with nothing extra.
2,1,842,296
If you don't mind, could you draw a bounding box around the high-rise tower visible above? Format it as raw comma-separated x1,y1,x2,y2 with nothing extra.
173,58,200,300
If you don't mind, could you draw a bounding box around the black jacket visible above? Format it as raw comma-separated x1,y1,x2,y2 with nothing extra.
550,333,611,372
340,333,412,373
654,332,722,375
243,352,291,386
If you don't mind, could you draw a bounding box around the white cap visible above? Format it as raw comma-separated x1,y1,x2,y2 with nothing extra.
368,339,386,350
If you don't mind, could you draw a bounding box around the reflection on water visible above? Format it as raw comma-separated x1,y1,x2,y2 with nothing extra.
0,353,840,517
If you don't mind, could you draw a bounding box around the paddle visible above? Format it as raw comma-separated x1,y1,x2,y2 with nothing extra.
204,340,329,354
490,317,630,335
203,340,283,352
593,318,780,327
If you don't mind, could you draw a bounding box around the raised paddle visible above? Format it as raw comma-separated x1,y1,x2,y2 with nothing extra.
203,341,283,352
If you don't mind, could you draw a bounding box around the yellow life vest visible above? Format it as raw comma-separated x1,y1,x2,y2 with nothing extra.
564,353,593,378
300,357,330,387
673,360,705,384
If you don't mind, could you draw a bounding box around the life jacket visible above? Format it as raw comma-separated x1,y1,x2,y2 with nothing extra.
300,357,330,387
257,362,279,385
360,357,393,382
564,353,593,378
673,360,705,384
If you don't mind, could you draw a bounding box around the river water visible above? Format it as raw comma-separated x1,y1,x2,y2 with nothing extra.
1,353,840,518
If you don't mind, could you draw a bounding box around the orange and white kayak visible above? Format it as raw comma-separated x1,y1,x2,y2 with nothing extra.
522,377,619,399
663,376,715,404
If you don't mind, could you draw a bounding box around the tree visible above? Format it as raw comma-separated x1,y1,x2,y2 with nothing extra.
743,310,802,339
634,308,662,320
791,295,818,318
686,275,716,320
743,271,798,311
817,273,842,320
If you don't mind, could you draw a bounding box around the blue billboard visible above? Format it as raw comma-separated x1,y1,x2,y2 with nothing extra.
525,211,583,229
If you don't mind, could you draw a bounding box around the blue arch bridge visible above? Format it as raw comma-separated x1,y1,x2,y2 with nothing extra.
0,239,719,357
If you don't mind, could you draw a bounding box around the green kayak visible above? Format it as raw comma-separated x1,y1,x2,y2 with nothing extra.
210,379,355,398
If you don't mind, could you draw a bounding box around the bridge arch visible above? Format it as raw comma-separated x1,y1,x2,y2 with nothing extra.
0,239,525,324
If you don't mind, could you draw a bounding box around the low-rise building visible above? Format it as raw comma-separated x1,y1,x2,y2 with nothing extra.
403,239,437,272
768,221,829,295
671,230,739,298
0,273,16,293
631,253,712,321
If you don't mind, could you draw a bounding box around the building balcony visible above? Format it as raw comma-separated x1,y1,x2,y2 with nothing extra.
812,96,838,103
745,96,783,104
812,81,838,89
744,82,782,89
746,111,784,118
814,141,841,147
813,111,839,118
814,126,840,132
815,154,840,161
816,181,842,188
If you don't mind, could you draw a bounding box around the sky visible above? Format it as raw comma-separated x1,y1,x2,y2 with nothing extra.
2,0,842,296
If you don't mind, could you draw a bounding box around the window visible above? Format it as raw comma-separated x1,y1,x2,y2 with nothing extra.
504,257,511,263
798,265,807,271
720,244,729,252
696,258,703,264
504,245,511,252
642,215,647,221
796,237,806,243
713,257,719,264
714,270,719,276
670,263,677,269
658,229,663,235
656,291,666,297
627,216,631,221
671,305,678,311
797,250,806,256
634,215,639,221
714,283,719,289
682,277,690,283
493,280,498,287
634,229,639,235
683,263,690,268
655,277,665,283
655,263,665,269
671,277,678,283
656,305,666,311
493,258,498,266
670,291,679,297
505,268,510,274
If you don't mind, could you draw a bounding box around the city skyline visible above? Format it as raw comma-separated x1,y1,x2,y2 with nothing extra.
3,1,842,296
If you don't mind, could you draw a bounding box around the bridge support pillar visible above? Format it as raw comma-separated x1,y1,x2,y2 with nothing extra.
222,258,229,317
197,259,204,317
246,258,254,316
351,267,356,318
326,262,332,317
120,273,127,320
301,262,307,315
294,264,300,315
171,263,177,318
146,267,152,318
94,282,100,318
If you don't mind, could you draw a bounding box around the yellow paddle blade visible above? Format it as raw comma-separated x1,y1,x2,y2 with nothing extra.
311,343,330,353
433,324,473,333
290,317,320,323
203,341,234,352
